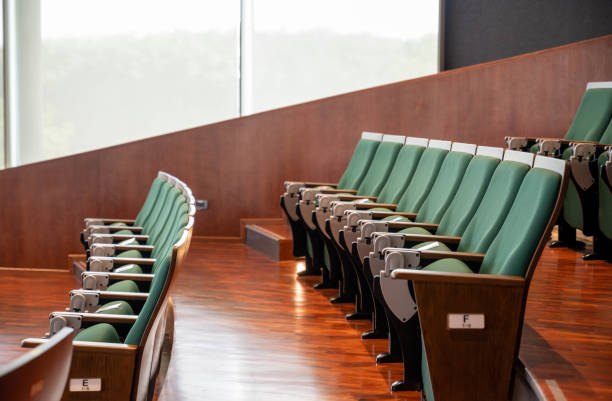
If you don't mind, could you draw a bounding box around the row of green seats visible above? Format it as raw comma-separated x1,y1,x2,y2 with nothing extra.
505,81,612,260
22,172,195,401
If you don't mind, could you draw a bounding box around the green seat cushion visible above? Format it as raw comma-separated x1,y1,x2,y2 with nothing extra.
113,229,134,236
107,280,140,293
412,241,452,252
116,249,143,259
398,226,432,235
96,300,134,315
114,264,143,274
369,207,393,212
382,215,411,222
529,143,540,154
74,323,121,343
422,257,474,274
565,88,612,142
110,222,127,227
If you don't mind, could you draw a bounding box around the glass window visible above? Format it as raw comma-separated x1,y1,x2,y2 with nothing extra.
242,0,439,114
14,0,240,166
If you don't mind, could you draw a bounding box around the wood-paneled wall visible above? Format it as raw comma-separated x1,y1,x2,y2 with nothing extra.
1,35,611,269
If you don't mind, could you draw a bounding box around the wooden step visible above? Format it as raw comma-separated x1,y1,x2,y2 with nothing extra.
242,219,294,261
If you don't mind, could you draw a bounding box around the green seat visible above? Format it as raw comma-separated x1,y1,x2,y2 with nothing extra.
421,161,563,401
598,150,612,241
113,264,143,274
107,280,140,292
96,300,135,315
531,86,612,154
74,323,121,343
335,133,383,191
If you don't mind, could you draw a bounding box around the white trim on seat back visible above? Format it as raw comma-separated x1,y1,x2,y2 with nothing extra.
450,142,477,155
503,150,535,167
382,134,406,144
362,132,384,141
533,155,566,178
404,137,429,147
586,82,612,90
158,171,170,181
476,146,504,160
428,140,452,151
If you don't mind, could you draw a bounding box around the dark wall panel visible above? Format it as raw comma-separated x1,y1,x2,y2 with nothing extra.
0,35,611,268
444,0,612,69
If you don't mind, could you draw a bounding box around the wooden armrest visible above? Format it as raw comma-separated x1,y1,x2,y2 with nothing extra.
337,195,378,201
22,338,139,351
111,257,156,265
318,189,358,195
83,271,155,282
355,203,398,210
114,244,154,252
387,222,439,231
391,269,523,287
106,225,143,233
97,290,149,301
419,250,486,263
87,218,136,224
371,211,415,219
103,234,149,242
302,181,338,187
396,233,460,244
80,313,138,324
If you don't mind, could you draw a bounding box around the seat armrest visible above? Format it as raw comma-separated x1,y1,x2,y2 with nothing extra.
336,195,378,201
84,218,135,228
386,221,439,231
355,203,398,210
371,211,415,219
390,269,524,287
396,233,461,244
316,188,358,195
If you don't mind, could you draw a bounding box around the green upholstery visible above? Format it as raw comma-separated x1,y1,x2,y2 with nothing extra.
562,179,583,229
399,226,432,236
353,140,403,197
110,222,127,227
413,240,452,252
598,152,612,239
96,300,135,315
336,139,381,190
115,249,143,259
422,257,472,273
114,264,143,274
124,255,172,345
456,161,530,254
373,147,448,215
530,88,612,154
599,118,612,145
107,280,140,293
134,177,165,227
113,229,134,236
375,145,425,203
565,88,612,142
74,323,121,343
412,152,473,224
432,155,500,236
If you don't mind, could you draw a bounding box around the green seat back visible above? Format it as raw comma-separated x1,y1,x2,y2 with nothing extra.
355,139,403,197
598,151,612,240
134,178,165,227
142,182,173,233
457,161,530,254
395,147,449,212
148,194,186,249
435,155,500,236
564,88,612,142
599,118,612,145
479,168,560,276
145,188,181,245
376,144,425,204
415,151,473,224
336,138,380,190
125,254,172,345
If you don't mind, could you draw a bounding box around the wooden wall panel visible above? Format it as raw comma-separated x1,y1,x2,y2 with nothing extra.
0,35,611,269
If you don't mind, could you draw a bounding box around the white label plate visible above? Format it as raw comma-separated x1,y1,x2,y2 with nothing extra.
447,313,485,329
69,378,102,392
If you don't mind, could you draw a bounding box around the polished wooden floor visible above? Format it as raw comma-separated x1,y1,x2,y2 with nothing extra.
0,238,610,400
